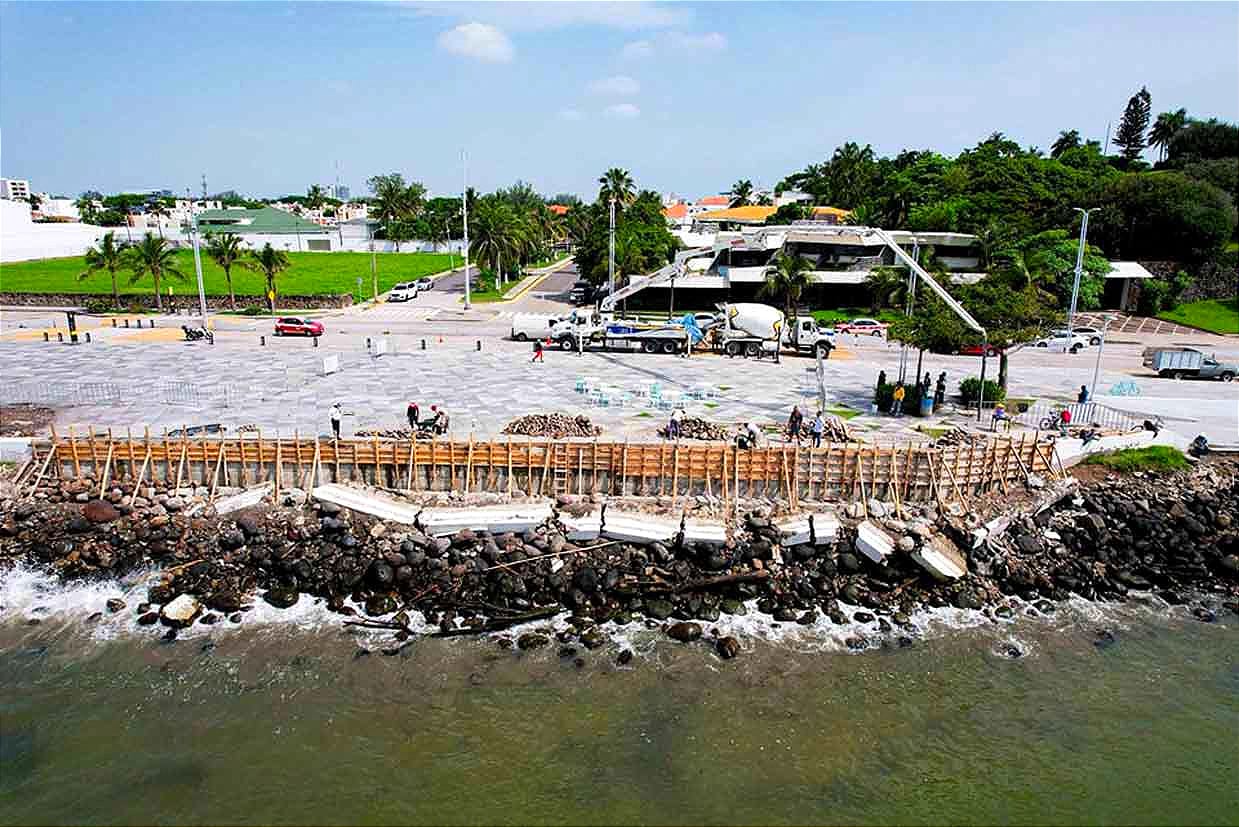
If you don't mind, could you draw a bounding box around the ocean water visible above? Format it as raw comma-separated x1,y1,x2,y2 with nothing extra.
1,565,1236,826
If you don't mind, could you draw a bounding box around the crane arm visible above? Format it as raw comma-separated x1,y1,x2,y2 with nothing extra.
599,246,712,312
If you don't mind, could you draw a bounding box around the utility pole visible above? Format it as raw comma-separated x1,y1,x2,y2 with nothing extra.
1067,207,1096,334
463,150,471,310
368,221,378,302
187,186,207,327
897,239,919,385
608,197,616,315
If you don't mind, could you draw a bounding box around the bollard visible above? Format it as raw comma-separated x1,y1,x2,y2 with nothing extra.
261,335,266,346
209,332,215,345
124,319,130,328
111,318,117,328
476,340,482,351
151,319,155,327
313,336,319,348
421,339,426,350
43,331,49,342
85,332,92,343
366,337,371,350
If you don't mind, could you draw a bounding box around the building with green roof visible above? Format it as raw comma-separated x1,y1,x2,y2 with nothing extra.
196,206,336,251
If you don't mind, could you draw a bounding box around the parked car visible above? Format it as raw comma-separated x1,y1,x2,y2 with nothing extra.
1071,326,1105,345
1033,330,1089,353
959,343,1002,357
416,277,434,291
388,282,419,302
836,317,888,336
274,317,324,337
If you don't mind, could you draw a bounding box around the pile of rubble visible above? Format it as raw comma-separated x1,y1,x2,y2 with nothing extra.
355,427,415,440
819,415,853,443
932,427,987,447
663,417,732,441
502,413,602,439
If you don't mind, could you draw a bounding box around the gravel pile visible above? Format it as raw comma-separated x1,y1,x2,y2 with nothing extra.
502,414,602,439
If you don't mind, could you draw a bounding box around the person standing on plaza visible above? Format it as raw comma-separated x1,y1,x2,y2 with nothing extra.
668,406,685,440
329,402,342,440
1077,385,1089,404
892,384,906,417
934,372,947,407
811,410,825,448
787,405,803,443
407,401,420,430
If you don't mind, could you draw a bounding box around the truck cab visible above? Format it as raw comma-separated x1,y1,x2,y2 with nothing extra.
784,316,836,354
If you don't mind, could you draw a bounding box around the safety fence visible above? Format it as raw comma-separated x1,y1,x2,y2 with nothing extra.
1015,401,1144,433
25,429,1061,509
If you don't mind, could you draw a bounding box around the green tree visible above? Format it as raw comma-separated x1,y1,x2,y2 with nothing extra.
78,231,128,306
366,173,426,240
1090,172,1236,263
246,243,290,313
1051,129,1082,158
469,198,523,285
1166,117,1239,163
126,233,186,311
74,195,98,224
728,179,754,207
764,203,811,225
863,266,906,313
597,167,635,207
1149,108,1188,162
759,252,813,320
205,232,245,309
147,201,170,239
306,184,327,211
1114,86,1153,162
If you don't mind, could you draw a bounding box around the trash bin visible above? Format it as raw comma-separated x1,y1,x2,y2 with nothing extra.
920,396,934,417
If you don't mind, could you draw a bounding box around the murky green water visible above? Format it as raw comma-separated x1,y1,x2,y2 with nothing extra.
1,594,1236,826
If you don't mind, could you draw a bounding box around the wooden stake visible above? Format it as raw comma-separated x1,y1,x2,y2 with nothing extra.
407,436,417,491
780,448,792,507
620,440,629,497
97,443,114,496
464,435,474,493
507,437,514,496
577,443,584,496
175,440,187,491
856,450,868,518
670,444,680,508
890,449,901,518
69,425,81,478
311,439,322,488
539,439,552,495
940,449,965,504
27,444,56,499
275,438,283,502
209,442,224,501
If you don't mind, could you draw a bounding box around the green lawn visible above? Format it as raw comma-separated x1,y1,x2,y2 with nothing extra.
466,273,534,304
0,250,453,298
1082,446,1188,474
811,307,902,326
1158,298,1239,335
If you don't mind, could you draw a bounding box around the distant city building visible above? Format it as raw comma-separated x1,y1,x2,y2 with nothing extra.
33,195,81,221
1,179,31,200
333,184,350,201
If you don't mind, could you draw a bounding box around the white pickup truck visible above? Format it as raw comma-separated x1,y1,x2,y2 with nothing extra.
1143,347,1238,381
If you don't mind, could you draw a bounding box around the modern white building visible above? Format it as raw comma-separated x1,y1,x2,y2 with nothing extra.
33,196,81,221
1,179,32,200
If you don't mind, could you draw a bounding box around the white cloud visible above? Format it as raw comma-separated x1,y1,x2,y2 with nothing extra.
404,2,691,32
437,22,515,62
558,108,584,122
589,75,640,96
604,103,641,119
666,31,727,53
621,39,654,60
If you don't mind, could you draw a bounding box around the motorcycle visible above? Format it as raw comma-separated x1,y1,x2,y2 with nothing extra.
182,325,214,343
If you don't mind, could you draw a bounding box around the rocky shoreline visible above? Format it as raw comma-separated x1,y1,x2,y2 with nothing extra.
2,460,1237,659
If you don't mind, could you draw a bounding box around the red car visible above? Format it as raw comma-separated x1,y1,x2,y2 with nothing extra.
836,317,888,336
274,317,324,337
959,344,1001,357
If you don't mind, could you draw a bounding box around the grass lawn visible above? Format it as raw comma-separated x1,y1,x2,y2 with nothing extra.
0,250,454,299
1158,298,1239,335
1082,446,1188,474
466,273,534,304
811,307,902,326
826,405,862,420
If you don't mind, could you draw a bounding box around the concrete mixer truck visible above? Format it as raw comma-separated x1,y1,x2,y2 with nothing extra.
710,303,836,359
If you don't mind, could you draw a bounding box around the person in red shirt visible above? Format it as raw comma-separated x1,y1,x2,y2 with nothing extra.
1059,407,1072,435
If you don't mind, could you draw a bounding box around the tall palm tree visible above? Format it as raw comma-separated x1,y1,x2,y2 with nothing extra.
863,267,905,313
1050,129,1082,158
760,252,813,320
469,199,519,286
126,233,186,311
247,243,290,314
78,231,128,306
597,167,635,207
728,179,754,208
148,202,170,239
306,184,327,212
205,232,245,309
1149,108,1188,162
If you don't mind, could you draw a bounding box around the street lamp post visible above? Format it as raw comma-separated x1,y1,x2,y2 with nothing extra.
463,151,471,310
1089,313,1116,401
186,187,207,327
607,197,616,316
1067,207,1096,333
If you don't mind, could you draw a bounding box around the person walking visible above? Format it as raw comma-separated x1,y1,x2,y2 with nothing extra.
531,337,545,363
787,405,803,443
811,410,825,448
934,372,947,407
892,384,906,417
407,401,420,430
329,402,342,440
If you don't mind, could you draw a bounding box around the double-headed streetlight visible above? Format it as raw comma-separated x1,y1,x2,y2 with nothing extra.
1066,207,1097,333
607,196,616,313
462,150,471,310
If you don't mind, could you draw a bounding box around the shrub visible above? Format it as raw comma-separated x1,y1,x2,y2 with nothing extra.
240,305,265,316
874,382,925,414
959,377,1005,405
82,298,116,314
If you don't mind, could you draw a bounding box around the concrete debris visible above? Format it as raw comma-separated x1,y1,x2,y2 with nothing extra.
855,520,893,564
214,484,273,516
559,510,603,541
418,503,554,536
912,534,968,580
602,511,682,544
311,484,421,525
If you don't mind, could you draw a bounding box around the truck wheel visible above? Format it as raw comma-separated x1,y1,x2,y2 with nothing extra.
725,341,742,357
815,342,830,356
1159,369,1171,378
1172,371,1185,380
642,340,659,354
1221,372,1235,382
1070,344,1082,354
661,341,678,354
514,332,528,342
1090,336,1102,346
558,337,575,351
745,342,761,358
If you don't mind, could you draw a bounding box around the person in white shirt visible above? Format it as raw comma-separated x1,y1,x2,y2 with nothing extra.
329,402,343,440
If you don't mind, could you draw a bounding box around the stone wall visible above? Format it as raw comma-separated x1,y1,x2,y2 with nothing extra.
0,293,355,311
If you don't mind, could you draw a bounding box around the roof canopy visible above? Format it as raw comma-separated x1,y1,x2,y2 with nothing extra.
196,206,325,235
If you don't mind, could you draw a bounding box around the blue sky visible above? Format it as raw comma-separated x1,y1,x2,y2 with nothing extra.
2,1,1237,201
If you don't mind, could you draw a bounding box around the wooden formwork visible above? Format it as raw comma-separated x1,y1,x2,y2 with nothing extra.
26,426,1059,509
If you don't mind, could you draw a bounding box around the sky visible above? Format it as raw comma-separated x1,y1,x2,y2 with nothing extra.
2,1,1237,202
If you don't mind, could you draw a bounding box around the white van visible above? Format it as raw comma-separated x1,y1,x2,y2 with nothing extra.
511,313,563,341
388,282,419,302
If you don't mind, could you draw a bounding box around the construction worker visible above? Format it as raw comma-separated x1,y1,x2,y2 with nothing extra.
407,401,420,430
787,405,803,443
934,372,947,407
811,411,825,448
329,402,342,440
531,337,545,363
668,406,685,440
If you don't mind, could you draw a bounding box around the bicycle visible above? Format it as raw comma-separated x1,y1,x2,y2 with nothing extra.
1038,407,1068,431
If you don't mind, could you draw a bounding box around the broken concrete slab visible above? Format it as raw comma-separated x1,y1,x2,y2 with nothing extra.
912,534,968,580
311,483,421,525
855,520,893,564
214,483,272,516
560,510,603,541
775,512,839,546
682,519,728,546
602,511,682,544
418,503,553,536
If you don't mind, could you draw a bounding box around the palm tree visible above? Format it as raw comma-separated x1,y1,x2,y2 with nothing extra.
306,184,327,212
78,232,128,306
1149,108,1188,162
845,203,877,226
597,167,635,207
760,252,813,320
469,199,520,286
148,202,170,239
972,222,1013,270
247,243,290,314
1050,130,1082,158
75,195,97,224
728,179,754,208
205,232,245,309
863,266,905,313
126,233,186,311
